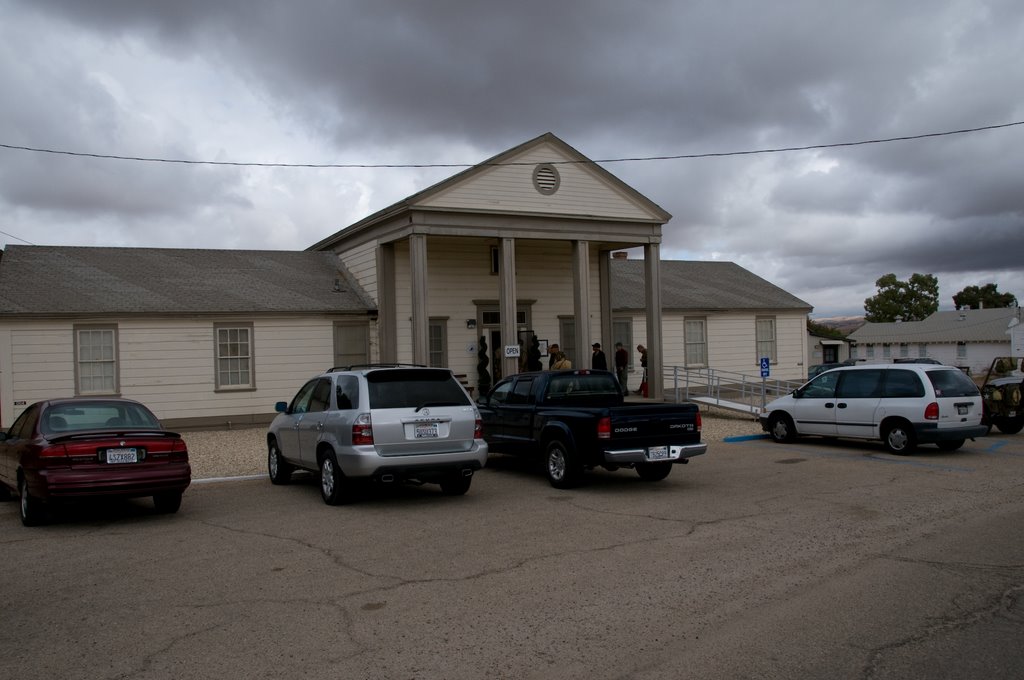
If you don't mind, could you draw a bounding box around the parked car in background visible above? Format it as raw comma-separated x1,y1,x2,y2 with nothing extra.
0,398,191,526
893,357,943,365
978,356,1024,435
807,358,864,380
267,365,487,504
761,364,986,454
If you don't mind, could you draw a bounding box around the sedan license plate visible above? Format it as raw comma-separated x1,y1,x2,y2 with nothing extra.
414,423,439,439
647,445,669,460
106,448,138,464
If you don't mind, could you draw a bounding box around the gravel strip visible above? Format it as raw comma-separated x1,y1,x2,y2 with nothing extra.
181,407,765,480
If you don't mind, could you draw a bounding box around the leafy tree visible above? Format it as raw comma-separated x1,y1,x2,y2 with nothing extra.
952,283,1017,310
807,319,845,339
863,273,939,322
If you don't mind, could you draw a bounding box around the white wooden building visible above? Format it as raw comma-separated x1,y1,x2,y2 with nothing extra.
0,133,815,427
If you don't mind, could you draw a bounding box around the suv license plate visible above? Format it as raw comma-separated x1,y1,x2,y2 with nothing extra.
647,446,669,460
106,448,138,464
414,423,439,439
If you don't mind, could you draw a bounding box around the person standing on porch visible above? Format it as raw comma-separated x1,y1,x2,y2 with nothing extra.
547,343,560,369
615,342,629,394
636,344,648,395
591,343,607,371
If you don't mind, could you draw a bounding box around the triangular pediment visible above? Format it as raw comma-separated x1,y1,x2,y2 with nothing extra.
413,133,669,222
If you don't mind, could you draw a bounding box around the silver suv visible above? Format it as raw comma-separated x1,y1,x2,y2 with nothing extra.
267,365,487,503
759,364,987,454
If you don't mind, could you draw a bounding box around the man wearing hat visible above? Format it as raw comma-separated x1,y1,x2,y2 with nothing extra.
591,342,608,371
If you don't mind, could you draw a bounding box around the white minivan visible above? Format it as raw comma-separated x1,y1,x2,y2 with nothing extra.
759,364,987,454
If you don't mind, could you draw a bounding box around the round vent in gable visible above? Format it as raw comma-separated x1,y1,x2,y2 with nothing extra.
532,163,560,195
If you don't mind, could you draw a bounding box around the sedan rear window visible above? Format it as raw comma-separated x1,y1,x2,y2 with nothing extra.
926,369,980,398
41,402,161,434
367,369,470,409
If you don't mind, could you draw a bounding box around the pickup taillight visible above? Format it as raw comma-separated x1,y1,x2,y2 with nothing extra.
597,416,611,440
352,413,374,445
696,410,702,432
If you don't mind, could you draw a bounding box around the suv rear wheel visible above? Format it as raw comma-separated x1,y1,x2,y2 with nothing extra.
439,472,472,496
319,453,348,505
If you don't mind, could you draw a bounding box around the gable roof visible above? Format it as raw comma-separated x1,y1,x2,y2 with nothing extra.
309,132,671,251
0,245,375,317
848,307,1021,344
611,259,812,312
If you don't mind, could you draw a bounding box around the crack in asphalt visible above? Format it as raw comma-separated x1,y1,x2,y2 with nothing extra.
860,573,1024,679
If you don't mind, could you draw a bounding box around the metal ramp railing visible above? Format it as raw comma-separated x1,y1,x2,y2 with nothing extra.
663,366,804,416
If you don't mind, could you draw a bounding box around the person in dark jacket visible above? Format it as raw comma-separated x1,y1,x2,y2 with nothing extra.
591,343,608,371
614,342,629,394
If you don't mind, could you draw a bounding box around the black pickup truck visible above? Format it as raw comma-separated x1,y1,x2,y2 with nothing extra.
477,369,707,488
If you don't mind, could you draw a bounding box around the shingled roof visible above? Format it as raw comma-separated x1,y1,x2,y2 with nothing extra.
0,245,375,317
610,259,812,312
848,307,1021,344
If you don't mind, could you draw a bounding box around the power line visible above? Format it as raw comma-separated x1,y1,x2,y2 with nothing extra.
0,228,35,246
1,121,1021,169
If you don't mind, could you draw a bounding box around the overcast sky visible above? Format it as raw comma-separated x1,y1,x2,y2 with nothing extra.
2,0,1022,317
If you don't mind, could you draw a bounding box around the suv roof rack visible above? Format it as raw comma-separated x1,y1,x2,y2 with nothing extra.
326,363,428,372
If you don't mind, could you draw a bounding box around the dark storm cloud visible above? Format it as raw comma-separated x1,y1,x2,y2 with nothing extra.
6,0,1024,315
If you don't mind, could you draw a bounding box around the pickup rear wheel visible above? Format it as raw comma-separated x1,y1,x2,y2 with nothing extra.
635,462,673,482
440,473,472,496
545,439,583,489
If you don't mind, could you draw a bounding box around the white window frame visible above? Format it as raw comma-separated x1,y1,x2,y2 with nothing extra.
215,323,255,391
428,317,448,368
755,317,777,363
956,342,967,359
684,317,707,366
74,325,119,395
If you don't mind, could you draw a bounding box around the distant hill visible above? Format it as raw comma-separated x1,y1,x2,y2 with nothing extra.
812,316,865,336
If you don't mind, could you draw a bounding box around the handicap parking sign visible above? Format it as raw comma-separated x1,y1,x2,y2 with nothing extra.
760,357,770,377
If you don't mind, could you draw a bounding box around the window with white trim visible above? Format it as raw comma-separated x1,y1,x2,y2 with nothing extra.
956,342,967,359
215,323,254,390
75,325,118,395
918,343,928,358
429,318,448,368
755,317,776,363
899,343,909,357
883,343,892,358
684,318,707,366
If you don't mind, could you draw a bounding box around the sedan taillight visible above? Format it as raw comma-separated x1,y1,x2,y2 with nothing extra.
924,402,940,420
352,413,374,445
39,443,69,458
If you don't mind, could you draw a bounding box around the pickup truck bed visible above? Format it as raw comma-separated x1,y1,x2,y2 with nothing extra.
478,369,707,488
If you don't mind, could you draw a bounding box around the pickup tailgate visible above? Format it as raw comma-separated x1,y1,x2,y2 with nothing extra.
606,404,704,460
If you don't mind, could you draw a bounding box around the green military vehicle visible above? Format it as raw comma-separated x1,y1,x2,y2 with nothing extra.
979,357,1024,434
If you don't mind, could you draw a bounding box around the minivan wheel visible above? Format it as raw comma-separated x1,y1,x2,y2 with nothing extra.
319,453,347,505
768,413,795,443
936,439,965,452
883,421,916,455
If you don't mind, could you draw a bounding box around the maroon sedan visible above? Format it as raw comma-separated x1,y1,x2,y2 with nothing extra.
0,398,191,526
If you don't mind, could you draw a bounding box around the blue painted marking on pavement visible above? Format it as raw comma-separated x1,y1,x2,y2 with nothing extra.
724,434,769,442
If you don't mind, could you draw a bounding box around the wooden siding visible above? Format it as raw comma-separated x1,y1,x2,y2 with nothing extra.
338,240,379,303
417,145,658,221
0,316,364,427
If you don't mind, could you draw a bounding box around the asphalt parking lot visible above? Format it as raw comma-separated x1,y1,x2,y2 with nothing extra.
2,431,1023,679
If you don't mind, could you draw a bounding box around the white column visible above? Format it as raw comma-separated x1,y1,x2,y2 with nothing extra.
572,240,591,366
644,242,663,399
409,234,429,365
498,238,519,378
